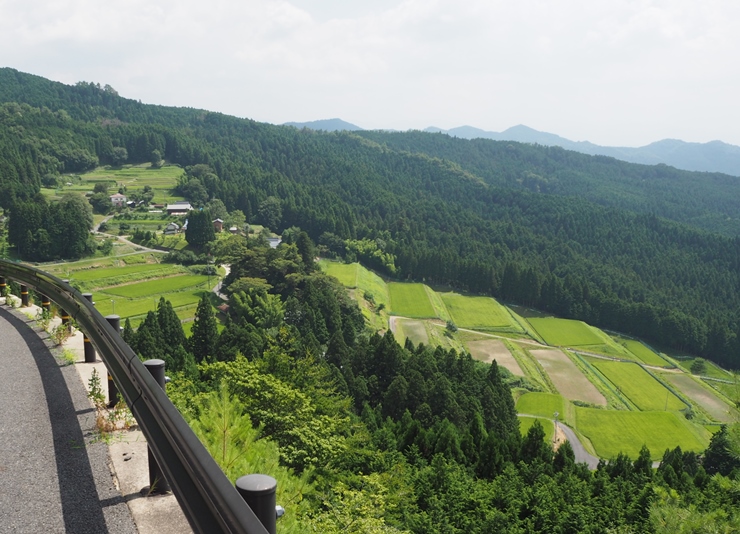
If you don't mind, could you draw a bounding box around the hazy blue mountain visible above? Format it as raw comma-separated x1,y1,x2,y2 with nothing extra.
426,124,740,176
283,118,362,131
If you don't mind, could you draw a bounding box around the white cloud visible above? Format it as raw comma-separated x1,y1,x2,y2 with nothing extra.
0,0,738,145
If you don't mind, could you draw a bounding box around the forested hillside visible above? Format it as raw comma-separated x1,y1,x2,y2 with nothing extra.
2,68,740,368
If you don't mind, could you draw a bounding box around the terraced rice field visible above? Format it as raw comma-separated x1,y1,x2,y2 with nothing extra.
660,372,739,423
467,339,523,376
530,349,606,405
516,392,565,419
527,318,604,346
622,339,669,367
590,360,686,412
440,292,519,331
388,283,436,318
393,318,429,346
101,275,210,298
575,407,710,459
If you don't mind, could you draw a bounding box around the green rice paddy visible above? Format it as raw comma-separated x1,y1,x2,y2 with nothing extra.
575,407,710,459
590,360,687,412
516,392,565,419
101,275,210,298
388,283,436,318
621,339,669,367
440,292,519,331
527,318,604,346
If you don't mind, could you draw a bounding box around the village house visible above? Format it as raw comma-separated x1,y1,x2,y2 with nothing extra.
110,193,127,208
212,218,224,232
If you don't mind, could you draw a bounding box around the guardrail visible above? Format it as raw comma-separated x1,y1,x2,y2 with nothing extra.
0,260,269,534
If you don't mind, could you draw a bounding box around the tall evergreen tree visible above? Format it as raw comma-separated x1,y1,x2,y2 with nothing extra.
190,295,218,363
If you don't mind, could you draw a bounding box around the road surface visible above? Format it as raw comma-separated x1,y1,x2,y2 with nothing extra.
0,306,136,534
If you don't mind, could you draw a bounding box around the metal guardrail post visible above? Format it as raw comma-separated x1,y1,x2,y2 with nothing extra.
105,315,121,408
235,475,277,534
0,276,6,296
60,280,71,331
20,284,29,307
40,293,51,313
144,359,171,495
82,293,97,363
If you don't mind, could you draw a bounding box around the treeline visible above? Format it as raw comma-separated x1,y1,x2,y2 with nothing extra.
3,70,740,366
131,236,740,533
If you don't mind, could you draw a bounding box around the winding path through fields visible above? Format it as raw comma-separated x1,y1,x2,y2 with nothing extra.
518,413,600,469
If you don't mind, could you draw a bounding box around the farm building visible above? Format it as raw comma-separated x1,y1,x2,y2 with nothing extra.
213,218,224,232
166,201,193,215
110,193,127,207
268,237,282,248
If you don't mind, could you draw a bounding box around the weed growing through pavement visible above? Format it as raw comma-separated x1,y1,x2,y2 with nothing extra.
50,323,72,346
87,369,135,438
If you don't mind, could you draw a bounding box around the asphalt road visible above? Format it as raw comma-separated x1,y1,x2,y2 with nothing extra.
0,306,137,534
519,413,600,469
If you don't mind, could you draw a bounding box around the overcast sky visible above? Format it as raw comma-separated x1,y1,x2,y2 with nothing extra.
1,0,737,146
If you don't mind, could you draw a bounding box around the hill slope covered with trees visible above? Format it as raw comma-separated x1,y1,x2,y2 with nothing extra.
1,68,740,369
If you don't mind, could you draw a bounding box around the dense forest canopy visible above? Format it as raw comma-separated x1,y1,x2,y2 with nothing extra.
121,236,740,533
2,68,740,369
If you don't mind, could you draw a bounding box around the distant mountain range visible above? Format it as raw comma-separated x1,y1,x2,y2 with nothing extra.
285,119,740,177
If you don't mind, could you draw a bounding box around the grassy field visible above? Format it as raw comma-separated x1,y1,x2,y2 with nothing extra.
590,360,687,412
527,318,604,346
94,289,208,322
575,407,710,459
388,283,436,318
440,292,520,331
516,392,565,419
621,339,671,367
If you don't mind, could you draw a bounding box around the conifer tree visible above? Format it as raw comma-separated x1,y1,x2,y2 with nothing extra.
190,295,218,363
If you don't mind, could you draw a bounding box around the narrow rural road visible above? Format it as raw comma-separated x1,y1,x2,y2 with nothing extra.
518,413,600,469
0,305,136,533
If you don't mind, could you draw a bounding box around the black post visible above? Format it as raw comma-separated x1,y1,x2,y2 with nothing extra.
20,284,29,307
105,315,121,408
82,293,96,363
60,280,70,331
143,359,170,495
0,276,6,298
236,474,277,534
40,293,51,313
